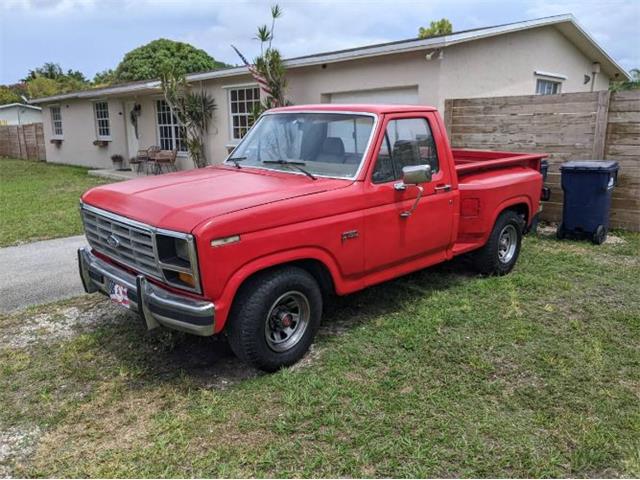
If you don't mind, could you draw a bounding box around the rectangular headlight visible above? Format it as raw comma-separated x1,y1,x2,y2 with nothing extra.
155,232,201,293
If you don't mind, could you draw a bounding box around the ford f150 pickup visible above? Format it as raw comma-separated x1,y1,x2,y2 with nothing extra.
78,104,546,371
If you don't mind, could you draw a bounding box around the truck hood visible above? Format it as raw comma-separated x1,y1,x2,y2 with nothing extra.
82,166,350,232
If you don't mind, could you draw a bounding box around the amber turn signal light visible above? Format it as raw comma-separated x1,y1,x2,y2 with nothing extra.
178,272,195,288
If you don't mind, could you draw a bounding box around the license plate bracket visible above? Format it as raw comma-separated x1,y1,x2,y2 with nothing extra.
107,279,130,309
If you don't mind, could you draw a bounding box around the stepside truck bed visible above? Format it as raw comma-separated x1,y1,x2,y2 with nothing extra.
451,149,547,256
452,149,545,176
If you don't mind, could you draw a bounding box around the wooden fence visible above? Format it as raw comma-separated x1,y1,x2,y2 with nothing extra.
444,90,640,231
0,123,46,161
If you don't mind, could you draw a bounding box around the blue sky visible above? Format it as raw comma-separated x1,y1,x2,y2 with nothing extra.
1,0,638,84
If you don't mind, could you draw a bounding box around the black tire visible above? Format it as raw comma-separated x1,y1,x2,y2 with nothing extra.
226,266,322,372
472,210,524,276
592,225,607,245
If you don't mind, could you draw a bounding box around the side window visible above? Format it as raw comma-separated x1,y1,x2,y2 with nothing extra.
372,117,439,184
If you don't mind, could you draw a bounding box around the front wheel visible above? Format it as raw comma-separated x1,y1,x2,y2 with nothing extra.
472,210,524,276
226,266,322,372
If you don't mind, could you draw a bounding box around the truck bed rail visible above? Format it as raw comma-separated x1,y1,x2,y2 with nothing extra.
453,148,547,176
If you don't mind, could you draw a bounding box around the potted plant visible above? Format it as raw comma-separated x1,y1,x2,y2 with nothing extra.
111,154,125,170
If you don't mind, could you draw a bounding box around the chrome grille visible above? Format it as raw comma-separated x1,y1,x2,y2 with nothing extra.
81,207,162,279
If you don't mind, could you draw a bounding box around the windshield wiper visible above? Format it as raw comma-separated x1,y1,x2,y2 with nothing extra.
262,160,317,180
226,156,246,169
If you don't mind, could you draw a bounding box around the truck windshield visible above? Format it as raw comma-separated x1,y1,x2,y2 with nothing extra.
227,112,376,179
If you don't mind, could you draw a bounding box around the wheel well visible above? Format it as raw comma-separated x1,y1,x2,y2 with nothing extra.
290,259,335,299
236,259,336,300
504,203,529,226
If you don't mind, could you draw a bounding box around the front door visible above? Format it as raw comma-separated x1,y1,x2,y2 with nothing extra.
363,113,455,276
125,101,139,161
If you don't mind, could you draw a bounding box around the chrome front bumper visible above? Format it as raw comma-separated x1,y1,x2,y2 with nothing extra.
78,247,215,336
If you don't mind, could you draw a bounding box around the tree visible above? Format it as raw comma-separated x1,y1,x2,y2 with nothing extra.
0,83,29,105
232,4,288,119
418,18,453,39
160,69,217,168
610,68,640,91
92,69,117,86
0,85,23,105
25,76,60,99
17,62,90,99
66,69,88,83
114,39,228,83
23,62,63,81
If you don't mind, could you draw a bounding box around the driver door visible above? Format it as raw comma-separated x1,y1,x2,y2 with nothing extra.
362,113,454,276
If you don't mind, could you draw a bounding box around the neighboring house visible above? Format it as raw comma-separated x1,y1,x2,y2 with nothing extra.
0,103,42,126
31,14,630,170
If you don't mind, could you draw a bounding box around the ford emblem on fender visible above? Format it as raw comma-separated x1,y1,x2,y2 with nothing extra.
107,234,120,248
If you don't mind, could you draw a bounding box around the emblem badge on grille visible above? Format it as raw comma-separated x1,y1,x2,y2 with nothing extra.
107,234,120,248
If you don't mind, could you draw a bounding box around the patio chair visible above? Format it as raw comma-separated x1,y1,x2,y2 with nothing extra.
154,149,178,174
145,146,161,175
130,149,149,174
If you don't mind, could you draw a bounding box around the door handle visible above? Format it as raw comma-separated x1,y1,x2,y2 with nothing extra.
435,184,451,192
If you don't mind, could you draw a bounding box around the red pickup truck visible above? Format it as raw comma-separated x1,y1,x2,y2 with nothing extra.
78,104,546,371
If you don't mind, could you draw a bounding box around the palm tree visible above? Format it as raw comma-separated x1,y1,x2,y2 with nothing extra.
160,69,217,168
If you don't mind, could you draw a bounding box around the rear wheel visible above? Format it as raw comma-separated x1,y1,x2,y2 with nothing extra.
226,266,322,372
473,210,524,275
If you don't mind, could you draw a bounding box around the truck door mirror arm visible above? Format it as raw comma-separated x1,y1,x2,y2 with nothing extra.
394,165,432,218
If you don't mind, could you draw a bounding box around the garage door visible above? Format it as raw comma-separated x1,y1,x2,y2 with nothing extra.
328,86,419,105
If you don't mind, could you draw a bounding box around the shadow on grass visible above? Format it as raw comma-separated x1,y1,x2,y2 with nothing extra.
95,257,472,389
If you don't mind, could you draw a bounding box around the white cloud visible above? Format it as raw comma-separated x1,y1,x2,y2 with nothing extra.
1,0,638,84
525,0,639,69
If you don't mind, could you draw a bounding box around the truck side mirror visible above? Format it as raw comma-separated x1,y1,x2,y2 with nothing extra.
402,164,432,185
395,165,432,218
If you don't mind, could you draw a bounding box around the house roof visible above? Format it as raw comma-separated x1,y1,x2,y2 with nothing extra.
29,13,630,105
270,104,437,114
0,103,42,111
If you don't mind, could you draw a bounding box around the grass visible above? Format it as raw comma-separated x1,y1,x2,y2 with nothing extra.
0,230,639,477
0,158,108,246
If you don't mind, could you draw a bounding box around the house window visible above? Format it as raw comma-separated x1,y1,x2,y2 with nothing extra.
93,101,111,139
229,86,261,140
50,106,63,137
536,79,561,95
156,100,186,151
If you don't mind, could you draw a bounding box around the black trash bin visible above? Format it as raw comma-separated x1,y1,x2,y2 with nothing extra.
557,160,619,244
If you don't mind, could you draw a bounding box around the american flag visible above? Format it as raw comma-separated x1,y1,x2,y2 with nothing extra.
231,45,274,98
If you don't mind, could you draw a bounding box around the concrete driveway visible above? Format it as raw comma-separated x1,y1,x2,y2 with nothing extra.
0,235,88,313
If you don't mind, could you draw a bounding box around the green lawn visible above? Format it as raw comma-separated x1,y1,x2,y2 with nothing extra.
0,158,109,247
1,231,639,477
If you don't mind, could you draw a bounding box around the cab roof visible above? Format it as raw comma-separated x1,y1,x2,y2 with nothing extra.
268,104,438,115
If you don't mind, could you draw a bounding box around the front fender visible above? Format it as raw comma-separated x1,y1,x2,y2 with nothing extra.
212,247,350,333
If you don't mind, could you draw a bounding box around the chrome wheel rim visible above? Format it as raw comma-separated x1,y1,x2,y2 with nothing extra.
498,224,518,264
264,291,310,352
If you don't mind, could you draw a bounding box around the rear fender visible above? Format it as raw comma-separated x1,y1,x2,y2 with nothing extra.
492,196,533,229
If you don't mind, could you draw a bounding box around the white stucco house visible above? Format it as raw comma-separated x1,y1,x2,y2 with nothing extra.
0,103,42,126
30,14,629,170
